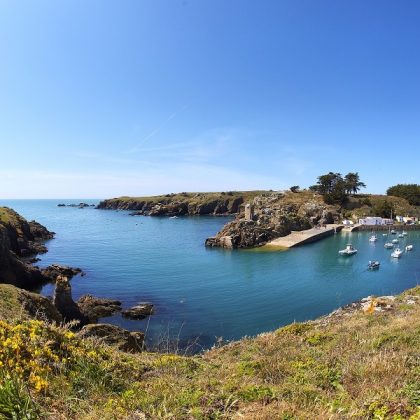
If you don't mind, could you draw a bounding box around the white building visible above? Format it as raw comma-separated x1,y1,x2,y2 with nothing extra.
358,217,392,225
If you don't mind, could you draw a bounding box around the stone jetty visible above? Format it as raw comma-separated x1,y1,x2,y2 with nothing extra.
265,224,343,248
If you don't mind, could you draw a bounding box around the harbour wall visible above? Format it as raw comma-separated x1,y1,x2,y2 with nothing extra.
355,224,420,232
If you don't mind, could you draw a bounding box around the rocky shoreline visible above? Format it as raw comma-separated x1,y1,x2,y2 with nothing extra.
0,206,152,353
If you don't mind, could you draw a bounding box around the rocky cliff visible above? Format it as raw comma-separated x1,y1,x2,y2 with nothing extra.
96,191,265,216
0,207,54,288
206,191,339,248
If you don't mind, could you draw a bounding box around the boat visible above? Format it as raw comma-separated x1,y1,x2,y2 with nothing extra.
391,248,403,258
338,244,358,256
384,242,394,249
382,233,387,237
392,239,399,244
405,245,413,251
369,235,378,242
398,233,404,238
391,229,396,234
402,230,408,236
368,261,380,270
169,215,179,219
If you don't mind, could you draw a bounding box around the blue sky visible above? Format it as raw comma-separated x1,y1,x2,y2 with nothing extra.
0,0,419,198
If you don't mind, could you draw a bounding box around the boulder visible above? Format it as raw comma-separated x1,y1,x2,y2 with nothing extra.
78,294,122,322
78,324,145,352
122,303,154,319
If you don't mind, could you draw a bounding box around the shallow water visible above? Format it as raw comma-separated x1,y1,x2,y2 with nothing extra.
2,199,419,352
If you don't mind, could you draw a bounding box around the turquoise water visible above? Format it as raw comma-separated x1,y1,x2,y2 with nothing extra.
2,199,420,352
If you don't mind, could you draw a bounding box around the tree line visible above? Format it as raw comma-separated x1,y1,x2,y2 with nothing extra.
386,184,420,206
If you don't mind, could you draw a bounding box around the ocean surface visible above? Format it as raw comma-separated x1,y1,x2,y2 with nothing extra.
2,199,420,352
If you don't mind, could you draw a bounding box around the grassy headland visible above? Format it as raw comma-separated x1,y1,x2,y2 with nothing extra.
1,283,419,419
96,191,267,215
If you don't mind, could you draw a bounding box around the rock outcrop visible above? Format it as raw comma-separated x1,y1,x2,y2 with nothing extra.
78,324,145,353
41,264,84,282
206,192,338,249
53,276,88,325
78,294,122,322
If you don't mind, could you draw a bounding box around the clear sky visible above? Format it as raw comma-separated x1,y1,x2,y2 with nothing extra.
0,0,419,198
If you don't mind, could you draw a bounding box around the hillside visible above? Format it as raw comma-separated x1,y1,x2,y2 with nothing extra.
1,282,419,419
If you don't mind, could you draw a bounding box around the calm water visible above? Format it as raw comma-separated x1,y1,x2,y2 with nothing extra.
2,199,420,351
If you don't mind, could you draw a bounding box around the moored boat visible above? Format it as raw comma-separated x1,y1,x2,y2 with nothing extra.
405,244,413,251
369,235,378,242
368,261,380,270
384,242,394,249
338,244,358,256
392,239,399,244
391,229,396,235
391,248,403,258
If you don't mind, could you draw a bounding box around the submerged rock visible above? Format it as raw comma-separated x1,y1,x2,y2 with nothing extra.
78,324,145,352
122,303,154,319
78,294,122,322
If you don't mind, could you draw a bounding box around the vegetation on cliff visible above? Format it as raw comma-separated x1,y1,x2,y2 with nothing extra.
1,284,420,419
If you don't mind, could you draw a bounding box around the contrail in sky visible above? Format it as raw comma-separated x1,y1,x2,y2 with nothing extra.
128,103,190,153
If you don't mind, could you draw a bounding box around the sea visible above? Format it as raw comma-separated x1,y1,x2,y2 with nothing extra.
2,199,420,352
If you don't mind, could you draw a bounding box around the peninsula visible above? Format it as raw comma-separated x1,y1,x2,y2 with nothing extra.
96,191,265,215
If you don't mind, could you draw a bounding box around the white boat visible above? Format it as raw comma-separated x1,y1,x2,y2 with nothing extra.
368,261,380,270
339,244,358,256
392,239,399,244
382,233,387,237
384,242,394,249
391,248,403,258
402,231,408,236
391,230,396,235
405,245,413,251
398,233,404,238
369,235,378,242
169,216,178,219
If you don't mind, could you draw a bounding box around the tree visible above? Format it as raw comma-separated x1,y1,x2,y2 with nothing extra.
311,172,347,204
387,184,420,206
290,185,300,193
344,172,366,195
310,171,366,205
